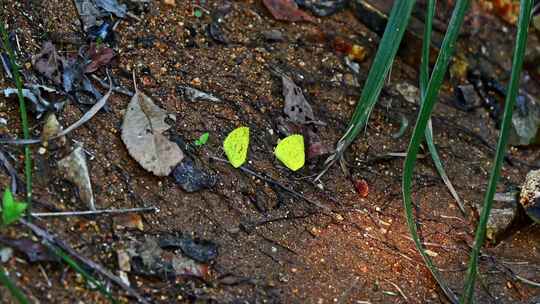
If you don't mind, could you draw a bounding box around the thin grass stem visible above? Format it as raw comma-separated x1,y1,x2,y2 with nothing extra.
402,0,471,303
460,0,533,302
0,21,32,215
420,0,465,213
316,0,416,180
0,265,30,304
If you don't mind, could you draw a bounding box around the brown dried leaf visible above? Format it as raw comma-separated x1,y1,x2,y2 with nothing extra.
58,145,95,210
32,42,63,84
84,44,114,73
263,0,315,22
113,213,144,231
121,81,184,176
282,75,319,125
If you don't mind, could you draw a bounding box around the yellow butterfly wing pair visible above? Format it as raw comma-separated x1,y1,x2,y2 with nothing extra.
223,127,305,171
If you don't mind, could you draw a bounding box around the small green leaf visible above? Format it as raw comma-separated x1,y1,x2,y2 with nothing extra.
274,134,305,171
194,132,210,146
223,127,249,168
2,188,27,226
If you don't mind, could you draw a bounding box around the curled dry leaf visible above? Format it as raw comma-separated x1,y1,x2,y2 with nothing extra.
58,145,96,210
121,78,184,176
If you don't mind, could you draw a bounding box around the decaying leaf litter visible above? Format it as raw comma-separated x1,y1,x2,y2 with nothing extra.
1,0,540,303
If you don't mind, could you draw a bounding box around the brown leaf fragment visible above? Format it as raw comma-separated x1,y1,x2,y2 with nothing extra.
113,213,144,231
32,41,63,84
263,0,315,22
282,75,323,125
84,44,114,73
121,77,184,176
58,144,95,210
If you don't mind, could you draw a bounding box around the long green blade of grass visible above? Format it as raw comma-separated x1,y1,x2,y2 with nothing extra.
402,0,470,303
0,265,29,304
316,0,416,180
47,245,117,303
420,0,465,213
0,22,32,213
460,0,532,302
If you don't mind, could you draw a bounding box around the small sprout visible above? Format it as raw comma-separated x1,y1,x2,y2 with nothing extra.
194,132,209,146
1,188,27,226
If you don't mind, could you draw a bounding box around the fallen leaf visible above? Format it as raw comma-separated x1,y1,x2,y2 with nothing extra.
4,86,63,116
275,117,328,159
306,128,330,159
74,0,104,30
178,86,220,102
159,235,218,263
84,44,114,73
282,75,320,125
62,57,84,93
275,134,305,171
58,145,95,210
121,78,184,176
129,237,209,279
41,113,65,145
223,127,249,168
32,42,63,84
94,0,127,17
354,178,369,198
117,249,131,272
295,0,348,17
113,214,144,231
263,0,315,22
172,254,209,279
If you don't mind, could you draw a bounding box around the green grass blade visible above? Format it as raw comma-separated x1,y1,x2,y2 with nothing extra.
0,22,33,213
0,265,30,304
316,0,416,180
460,0,532,302
420,0,435,93
47,245,117,303
402,0,470,303
420,0,465,213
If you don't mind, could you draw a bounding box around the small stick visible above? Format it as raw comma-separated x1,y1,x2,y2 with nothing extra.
126,11,142,22
32,206,157,217
384,279,408,302
20,219,150,304
210,156,332,213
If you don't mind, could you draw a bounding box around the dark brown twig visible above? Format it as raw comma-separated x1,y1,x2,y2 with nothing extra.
210,156,332,213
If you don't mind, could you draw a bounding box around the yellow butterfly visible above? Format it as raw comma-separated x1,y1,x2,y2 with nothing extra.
223,127,249,168
275,134,305,171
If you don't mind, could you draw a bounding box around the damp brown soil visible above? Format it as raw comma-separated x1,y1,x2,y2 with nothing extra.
0,1,539,303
